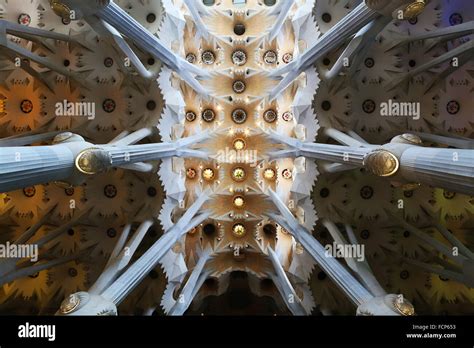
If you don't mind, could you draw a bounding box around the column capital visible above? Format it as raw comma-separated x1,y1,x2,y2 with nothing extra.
357,294,415,316
50,0,111,20
365,0,427,18
362,149,400,177
57,292,117,316
75,148,111,175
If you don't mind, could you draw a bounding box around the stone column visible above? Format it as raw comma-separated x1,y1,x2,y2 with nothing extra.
1,132,208,192
267,189,373,306
398,147,474,195
98,2,209,94
54,0,209,94
57,192,212,315
267,189,415,315
268,2,378,99
268,247,309,315
101,191,211,305
270,131,474,195
169,248,213,315
0,133,91,192
269,0,423,99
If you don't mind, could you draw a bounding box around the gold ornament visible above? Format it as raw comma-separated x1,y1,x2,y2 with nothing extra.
400,183,421,191
393,296,415,316
403,0,426,19
233,196,245,208
391,133,422,145
231,167,246,182
263,168,276,180
60,293,80,314
186,168,197,179
75,148,110,175
54,181,73,189
202,168,215,181
52,132,74,144
232,223,246,237
233,138,246,151
400,133,422,145
363,150,399,177
50,0,72,20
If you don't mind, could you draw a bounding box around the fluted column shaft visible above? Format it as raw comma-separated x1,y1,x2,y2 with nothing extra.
271,131,474,195
169,248,212,315
299,143,371,166
270,213,373,306
272,142,372,167
97,2,208,94
268,247,309,315
399,147,474,195
0,133,208,192
275,2,377,77
0,141,89,192
267,190,373,306
102,192,211,304
268,2,378,99
102,213,210,305
99,2,179,70
299,3,378,72
104,143,196,166
58,0,208,92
